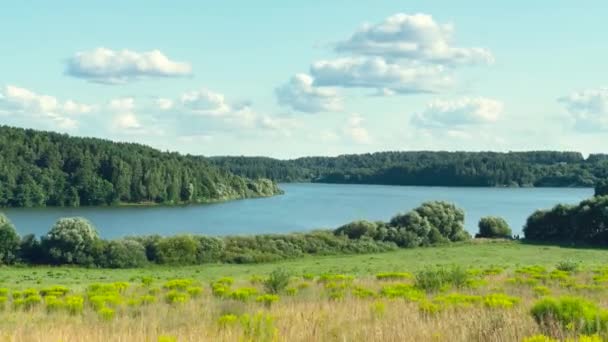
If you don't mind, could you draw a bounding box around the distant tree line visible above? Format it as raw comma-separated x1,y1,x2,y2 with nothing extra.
0,201,471,268
0,126,281,208
210,151,608,187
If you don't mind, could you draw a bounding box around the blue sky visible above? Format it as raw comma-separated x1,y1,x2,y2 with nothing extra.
1,1,607,158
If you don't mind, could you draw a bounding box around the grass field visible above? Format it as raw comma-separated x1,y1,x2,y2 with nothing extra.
2,240,608,341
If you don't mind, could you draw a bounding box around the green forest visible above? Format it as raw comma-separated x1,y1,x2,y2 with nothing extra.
0,126,281,208
210,151,608,187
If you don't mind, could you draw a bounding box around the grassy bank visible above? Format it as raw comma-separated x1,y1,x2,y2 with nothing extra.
2,241,608,342
2,240,607,289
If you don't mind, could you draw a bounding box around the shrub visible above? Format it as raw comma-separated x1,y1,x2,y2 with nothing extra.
556,260,580,273
524,197,608,244
230,287,258,301
43,217,100,265
40,285,70,297
194,236,225,263
255,294,279,307
530,297,608,334
19,234,44,264
483,293,519,309
165,290,188,304
595,180,608,197
217,314,239,327
186,286,203,297
0,213,20,264
379,284,424,301
334,220,378,239
263,268,290,294
23,294,43,309
414,265,470,292
154,235,199,265
476,216,512,239
65,295,84,314
45,295,64,313
101,239,148,268
163,279,193,291
412,201,469,242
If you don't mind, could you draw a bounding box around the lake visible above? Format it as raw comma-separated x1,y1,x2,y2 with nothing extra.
2,183,593,239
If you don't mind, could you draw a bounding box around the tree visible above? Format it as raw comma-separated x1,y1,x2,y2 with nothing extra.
412,201,469,242
477,216,512,238
0,213,20,264
154,235,199,265
43,217,100,265
595,180,608,197
101,239,148,268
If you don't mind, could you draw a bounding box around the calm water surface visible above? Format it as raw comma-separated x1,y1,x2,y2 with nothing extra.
3,183,593,239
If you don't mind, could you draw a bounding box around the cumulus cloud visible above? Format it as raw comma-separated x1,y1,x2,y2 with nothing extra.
158,88,300,136
343,114,371,144
66,48,192,84
180,89,232,116
275,73,343,113
108,98,141,130
558,87,608,131
311,57,452,94
0,85,92,130
335,13,493,65
412,97,503,128
156,98,174,110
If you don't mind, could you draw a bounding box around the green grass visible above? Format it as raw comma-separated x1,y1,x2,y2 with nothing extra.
2,240,607,290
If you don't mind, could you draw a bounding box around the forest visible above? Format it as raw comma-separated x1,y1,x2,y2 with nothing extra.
210,151,608,187
0,126,281,208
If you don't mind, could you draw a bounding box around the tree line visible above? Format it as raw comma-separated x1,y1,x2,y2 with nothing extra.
0,201,473,268
0,126,281,208
523,182,608,244
210,151,608,187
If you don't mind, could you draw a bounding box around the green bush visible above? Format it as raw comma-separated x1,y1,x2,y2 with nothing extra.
595,180,608,197
154,235,199,265
530,296,608,334
477,216,512,239
0,213,20,265
555,260,580,273
524,197,608,244
42,217,100,265
334,220,377,239
414,265,470,292
263,268,290,294
101,239,148,268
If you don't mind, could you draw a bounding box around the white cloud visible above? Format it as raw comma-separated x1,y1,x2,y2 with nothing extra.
558,87,608,131
156,98,174,110
108,98,141,130
162,88,300,136
412,97,503,128
0,85,92,130
112,112,141,130
275,73,343,113
311,57,452,94
343,114,371,144
335,13,493,66
66,48,192,84
180,89,232,116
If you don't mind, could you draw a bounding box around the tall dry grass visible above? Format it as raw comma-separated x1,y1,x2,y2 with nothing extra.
1,265,607,342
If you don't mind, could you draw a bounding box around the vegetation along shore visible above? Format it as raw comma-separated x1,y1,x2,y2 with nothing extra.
0,182,607,340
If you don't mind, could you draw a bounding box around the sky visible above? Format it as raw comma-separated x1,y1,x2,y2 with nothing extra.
0,1,607,158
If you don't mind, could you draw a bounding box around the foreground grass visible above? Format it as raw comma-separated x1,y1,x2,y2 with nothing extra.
2,240,607,289
2,241,608,341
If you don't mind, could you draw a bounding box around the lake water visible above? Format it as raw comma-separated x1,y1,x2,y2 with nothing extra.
2,183,593,239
